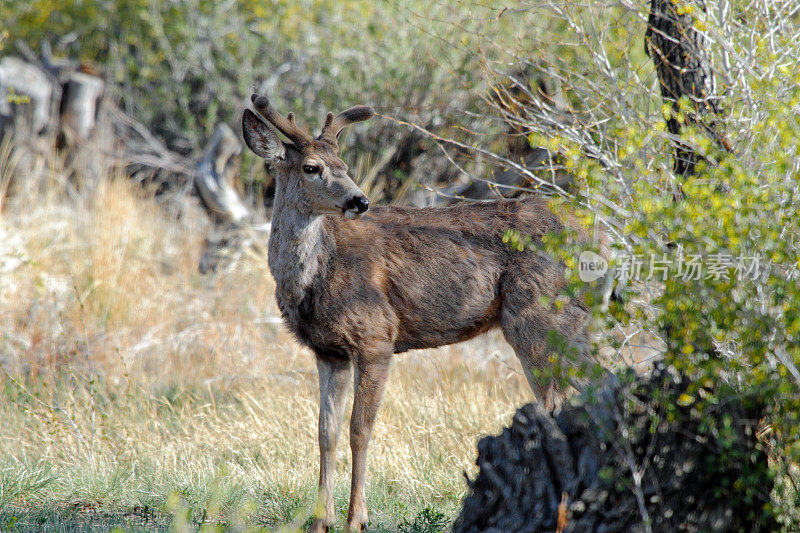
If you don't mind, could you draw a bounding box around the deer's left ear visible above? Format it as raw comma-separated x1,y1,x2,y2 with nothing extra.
242,109,286,162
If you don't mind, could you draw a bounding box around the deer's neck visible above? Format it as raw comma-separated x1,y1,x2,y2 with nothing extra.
268,181,333,308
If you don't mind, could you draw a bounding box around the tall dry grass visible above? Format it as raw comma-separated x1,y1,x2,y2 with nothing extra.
0,143,530,530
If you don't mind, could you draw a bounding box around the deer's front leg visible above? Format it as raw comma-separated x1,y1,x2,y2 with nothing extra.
346,355,391,532
311,356,353,533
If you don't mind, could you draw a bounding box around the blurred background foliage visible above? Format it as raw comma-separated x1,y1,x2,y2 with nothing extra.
2,0,487,155
0,0,655,201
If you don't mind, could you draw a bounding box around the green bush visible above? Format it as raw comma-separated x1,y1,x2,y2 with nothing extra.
477,2,800,526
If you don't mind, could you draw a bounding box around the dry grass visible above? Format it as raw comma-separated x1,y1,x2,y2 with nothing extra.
0,146,531,531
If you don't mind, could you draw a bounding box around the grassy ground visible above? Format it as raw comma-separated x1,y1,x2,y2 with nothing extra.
0,166,531,531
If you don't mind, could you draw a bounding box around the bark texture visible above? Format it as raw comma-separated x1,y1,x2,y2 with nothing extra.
645,0,723,179
453,364,774,533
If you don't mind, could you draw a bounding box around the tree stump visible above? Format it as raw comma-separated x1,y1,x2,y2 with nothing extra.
59,71,105,144
454,364,774,532
0,56,53,137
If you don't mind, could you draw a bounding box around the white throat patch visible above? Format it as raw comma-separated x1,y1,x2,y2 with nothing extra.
268,205,327,305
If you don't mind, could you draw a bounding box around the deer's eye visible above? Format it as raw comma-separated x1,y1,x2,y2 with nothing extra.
302,164,321,175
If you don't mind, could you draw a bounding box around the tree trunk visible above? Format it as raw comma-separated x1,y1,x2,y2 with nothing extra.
645,0,723,181
646,0,740,358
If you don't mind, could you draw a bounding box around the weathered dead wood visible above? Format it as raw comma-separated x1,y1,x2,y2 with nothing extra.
0,52,257,272
105,103,192,176
194,123,249,224
0,57,53,136
59,71,105,144
0,54,107,191
193,122,280,274
198,223,270,275
453,363,774,533
105,105,262,274
0,57,58,199
54,70,108,189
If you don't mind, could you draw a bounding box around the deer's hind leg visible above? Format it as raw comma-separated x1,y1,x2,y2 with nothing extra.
499,263,592,411
500,308,565,411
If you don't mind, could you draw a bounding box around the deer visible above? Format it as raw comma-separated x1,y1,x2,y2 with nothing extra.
241,94,603,532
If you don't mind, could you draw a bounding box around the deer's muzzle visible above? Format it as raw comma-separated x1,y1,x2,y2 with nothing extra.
342,195,370,219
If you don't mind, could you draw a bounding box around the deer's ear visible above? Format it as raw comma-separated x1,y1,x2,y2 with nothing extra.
242,109,286,162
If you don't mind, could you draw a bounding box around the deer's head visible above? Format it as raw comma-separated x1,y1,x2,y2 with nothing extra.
242,94,374,219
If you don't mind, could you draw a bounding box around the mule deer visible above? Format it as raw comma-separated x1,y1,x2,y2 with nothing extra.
242,94,601,532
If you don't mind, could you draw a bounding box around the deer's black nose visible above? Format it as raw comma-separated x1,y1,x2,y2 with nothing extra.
346,196,370,213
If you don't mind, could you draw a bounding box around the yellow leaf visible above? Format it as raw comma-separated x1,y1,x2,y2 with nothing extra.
677,393,695,407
